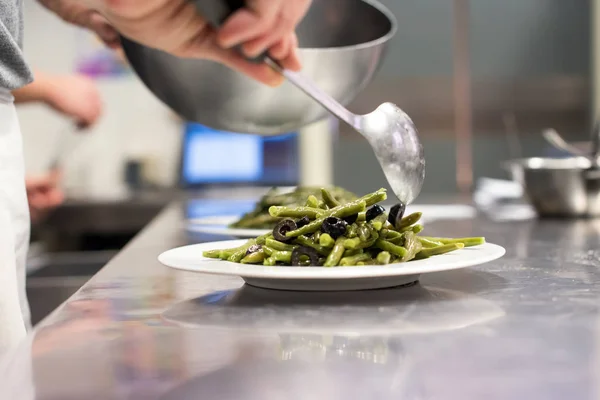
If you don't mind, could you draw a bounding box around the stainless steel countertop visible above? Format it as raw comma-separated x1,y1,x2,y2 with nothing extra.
2,199,600,399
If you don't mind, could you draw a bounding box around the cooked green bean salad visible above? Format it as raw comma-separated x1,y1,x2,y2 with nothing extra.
205,188,485,267
230,186,357,229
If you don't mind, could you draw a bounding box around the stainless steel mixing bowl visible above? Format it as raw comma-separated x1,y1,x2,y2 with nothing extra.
120,0,396,135
504,157,600,218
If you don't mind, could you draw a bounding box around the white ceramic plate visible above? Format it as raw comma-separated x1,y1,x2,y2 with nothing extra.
185,204,477,238
158,239,505,291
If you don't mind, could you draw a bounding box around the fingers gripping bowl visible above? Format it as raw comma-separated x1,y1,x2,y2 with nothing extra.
120,0,397,134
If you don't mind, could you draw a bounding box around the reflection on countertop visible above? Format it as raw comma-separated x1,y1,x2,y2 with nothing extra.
2,197,600,399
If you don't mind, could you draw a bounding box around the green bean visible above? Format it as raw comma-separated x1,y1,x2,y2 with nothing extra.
232,214,279,228
324,237,346,267
400,232,422,262
357,259,376,266
340,253,372,266
311,231,321,242
416,243,464,259
271,250,292,263
227,240,256,263
357,224,371,242
342,249,363,257
268,206,323,219
203,249,223,259
285,201,366,238
343,232,379,250
263,246,275,256
306,195,320,208
256,233,272,246
410,224,424,234
346,223,359,238
218,246,246,259
321,188,341,208
357,188,387,207
416,237,443,248
343,237,361,250
294,236,330,256
317,201,328,210
381,229,402,240
357,212,366,222
241,249,265,264
387,235,404,245
376,251,391,265
265,238,297,252
369,213,388,231
375,239,407,258
264,257,276,266
312,188,386,221
319,233,335,248
420,237,486,247
398,212,422,229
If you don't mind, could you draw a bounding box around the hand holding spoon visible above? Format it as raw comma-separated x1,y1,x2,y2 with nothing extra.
195,0,425,204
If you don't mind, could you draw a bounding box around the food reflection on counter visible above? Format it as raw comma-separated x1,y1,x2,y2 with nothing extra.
278,334,391,364
206,188,485,267
230,186,357,229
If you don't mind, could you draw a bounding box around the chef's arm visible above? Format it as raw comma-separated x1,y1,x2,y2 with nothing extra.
13,70,103,127
12,70,56,105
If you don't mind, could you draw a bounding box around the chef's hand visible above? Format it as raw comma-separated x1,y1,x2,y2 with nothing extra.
13,71,103,128
26,169,65,223
39,0,312,86
44,74,103,128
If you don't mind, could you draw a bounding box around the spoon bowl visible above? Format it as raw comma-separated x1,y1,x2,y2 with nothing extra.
359,103,425,204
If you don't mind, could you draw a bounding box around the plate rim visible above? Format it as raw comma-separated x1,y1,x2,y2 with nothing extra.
158,239,506,280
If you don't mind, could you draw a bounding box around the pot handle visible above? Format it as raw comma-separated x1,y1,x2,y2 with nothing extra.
592,121,600,165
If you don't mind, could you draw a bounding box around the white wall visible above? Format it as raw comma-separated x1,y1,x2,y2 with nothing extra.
19,2,182,199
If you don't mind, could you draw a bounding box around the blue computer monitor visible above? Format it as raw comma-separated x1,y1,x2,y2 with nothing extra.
180,123,299,187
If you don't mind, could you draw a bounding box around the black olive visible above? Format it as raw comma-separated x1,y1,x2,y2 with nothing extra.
245,244,262,256
295,216,310,229
365,205,385,221
291,246,321,267
343,213,358,225
388,202,406,229
321,216,348,239
273,219,297,242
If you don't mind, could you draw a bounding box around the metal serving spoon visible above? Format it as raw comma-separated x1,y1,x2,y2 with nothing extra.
195,0,425,204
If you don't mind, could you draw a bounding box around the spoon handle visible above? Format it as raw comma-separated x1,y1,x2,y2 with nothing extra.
264,59,359,128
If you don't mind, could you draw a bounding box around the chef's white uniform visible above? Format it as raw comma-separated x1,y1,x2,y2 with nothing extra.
0,88,30,351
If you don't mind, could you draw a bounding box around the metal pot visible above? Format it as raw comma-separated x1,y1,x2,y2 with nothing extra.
120,0,396,135
504,157,600,218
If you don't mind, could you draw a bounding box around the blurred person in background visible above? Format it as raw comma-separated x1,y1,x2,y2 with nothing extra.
0,0,311,351
12,70,103,223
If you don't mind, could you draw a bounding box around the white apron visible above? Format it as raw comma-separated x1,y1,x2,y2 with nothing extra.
0,88,30,351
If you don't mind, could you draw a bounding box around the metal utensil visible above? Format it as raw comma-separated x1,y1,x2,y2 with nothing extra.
542,122,600,166
542,128,589,158
176,0,425,204
504,157,600,217
120,0,396,135
49,123,83,171
261,60,424,204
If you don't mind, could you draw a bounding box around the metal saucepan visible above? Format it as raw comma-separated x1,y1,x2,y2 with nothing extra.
503,157,600,218
120,0,396,135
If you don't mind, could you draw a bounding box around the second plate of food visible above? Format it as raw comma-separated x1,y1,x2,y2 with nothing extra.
186,204,477,238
